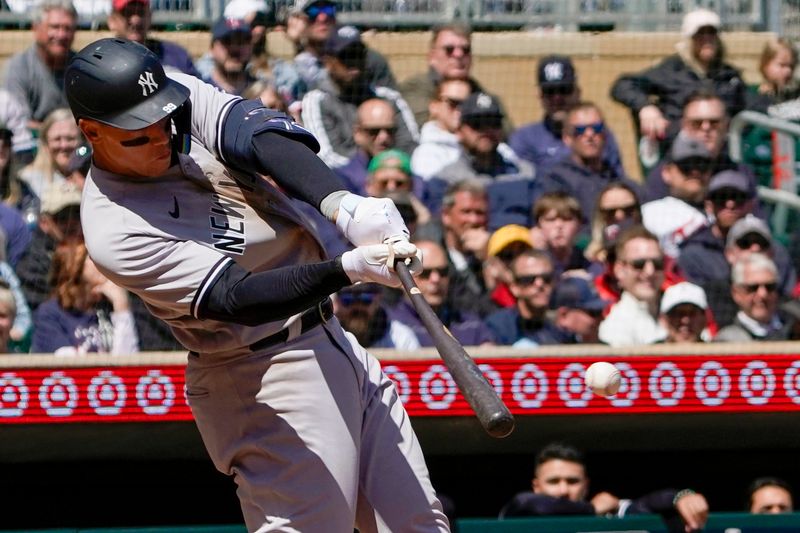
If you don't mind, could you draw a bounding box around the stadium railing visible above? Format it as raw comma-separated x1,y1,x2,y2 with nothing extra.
0,0,770,31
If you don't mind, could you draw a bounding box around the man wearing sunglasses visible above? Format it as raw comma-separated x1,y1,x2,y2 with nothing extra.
611,8,745,169
399,24,509,129
539,102,639,224
642,133,713,258
301,26,419,168
678,172,794,300
389,240,494,347
599,226,668,346
411,78,472,181
702,215,796,329
509,55,623,177
289,0,397,91
334,283,420,349
485,249,569,346
714,253,793,342
432,91,533,191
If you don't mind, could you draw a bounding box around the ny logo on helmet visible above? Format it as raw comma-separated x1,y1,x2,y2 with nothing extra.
138,71,159,96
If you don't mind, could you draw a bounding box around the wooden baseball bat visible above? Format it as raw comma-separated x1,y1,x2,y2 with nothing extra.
394,260,515,438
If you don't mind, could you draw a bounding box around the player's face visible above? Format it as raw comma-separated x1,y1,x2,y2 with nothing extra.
85,117,173,178
416,242,450,307
564,108,605,162
751,485,794,514
34,8,76,61
533,459,588,502
732,265,779,323
46,119,81,175
510,255,554,312
442,191,488,238
538,209,580,251
429,30,471,79
614,238,664,303
661,303,706,343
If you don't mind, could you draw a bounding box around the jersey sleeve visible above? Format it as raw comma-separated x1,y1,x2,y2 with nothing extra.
167,72,240,161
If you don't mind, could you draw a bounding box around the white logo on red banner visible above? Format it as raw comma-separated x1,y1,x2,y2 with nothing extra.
383,365,411,404
136,370,176,415
649,361,686,406
511,363,548,408
88,371,127,416
419,364,457,410
0,372,28,417
39,371,78,417
695,361,731,406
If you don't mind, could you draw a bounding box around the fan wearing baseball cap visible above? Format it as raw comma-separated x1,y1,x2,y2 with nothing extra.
108,0,200,77
658,282,709,343
509,55,625,176
611,8,746,165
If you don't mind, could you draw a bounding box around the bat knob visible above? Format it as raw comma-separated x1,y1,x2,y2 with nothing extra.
487,413,515,439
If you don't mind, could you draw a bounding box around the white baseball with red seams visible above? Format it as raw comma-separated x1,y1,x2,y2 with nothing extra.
585,362,621,397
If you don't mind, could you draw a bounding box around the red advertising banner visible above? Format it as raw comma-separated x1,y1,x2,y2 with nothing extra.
1,354,799,424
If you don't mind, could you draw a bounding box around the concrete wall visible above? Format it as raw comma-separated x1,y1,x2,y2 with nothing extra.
0,30,774,179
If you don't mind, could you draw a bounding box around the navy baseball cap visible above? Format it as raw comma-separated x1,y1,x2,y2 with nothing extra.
460,92,504,128
323,25,364,57
212,17,252,42
551,277,608,312
707,170,755,198
538,55,576,89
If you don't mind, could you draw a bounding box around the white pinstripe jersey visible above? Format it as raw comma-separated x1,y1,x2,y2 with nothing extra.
81,73,327,358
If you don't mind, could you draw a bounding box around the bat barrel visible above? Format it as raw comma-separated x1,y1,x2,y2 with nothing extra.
394,260,515,439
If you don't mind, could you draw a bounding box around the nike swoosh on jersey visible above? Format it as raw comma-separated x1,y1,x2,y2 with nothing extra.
169,196,180,218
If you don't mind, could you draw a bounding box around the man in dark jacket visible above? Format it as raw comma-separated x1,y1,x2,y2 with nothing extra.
499,442,709,532
540,102,640,223
510,55,624,176
678,171,794,296
611,8,746,162
389,240,494,347
485,249,569,346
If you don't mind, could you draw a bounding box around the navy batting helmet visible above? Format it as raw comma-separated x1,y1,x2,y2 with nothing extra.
65,38,189,131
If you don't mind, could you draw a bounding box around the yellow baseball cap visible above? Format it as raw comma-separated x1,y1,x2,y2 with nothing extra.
487,224,533,257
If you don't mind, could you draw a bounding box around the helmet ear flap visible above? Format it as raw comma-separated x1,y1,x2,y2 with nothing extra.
171,100,192,154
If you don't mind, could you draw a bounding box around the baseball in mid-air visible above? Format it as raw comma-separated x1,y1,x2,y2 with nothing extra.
585,362,621,397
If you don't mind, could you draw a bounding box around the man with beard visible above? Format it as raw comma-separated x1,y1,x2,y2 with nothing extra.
301,26,418,168
334,284,420,350
642,132,713,258
201,18,257,96
510,55,623,176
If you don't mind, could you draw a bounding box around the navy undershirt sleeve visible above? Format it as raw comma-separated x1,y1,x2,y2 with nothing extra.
198,258,351,326
251,131,347,210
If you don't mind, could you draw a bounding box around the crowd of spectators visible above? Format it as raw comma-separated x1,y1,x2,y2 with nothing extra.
1,1,800,357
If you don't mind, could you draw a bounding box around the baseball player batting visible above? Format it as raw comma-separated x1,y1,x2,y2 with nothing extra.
65,38,450,533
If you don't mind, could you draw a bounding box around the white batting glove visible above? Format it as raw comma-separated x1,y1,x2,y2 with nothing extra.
335,194,411,246
340,239,423,288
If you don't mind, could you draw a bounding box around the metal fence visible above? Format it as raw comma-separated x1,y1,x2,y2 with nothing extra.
0,0,778,31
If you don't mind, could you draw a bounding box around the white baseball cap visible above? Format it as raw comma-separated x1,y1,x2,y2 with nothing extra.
224,0,269,19
681,8,721,38
660,282,708,314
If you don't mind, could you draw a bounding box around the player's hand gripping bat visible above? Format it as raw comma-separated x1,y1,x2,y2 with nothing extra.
394,260,515,438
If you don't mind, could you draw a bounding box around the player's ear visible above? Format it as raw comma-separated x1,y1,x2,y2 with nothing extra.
78,118,101,143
